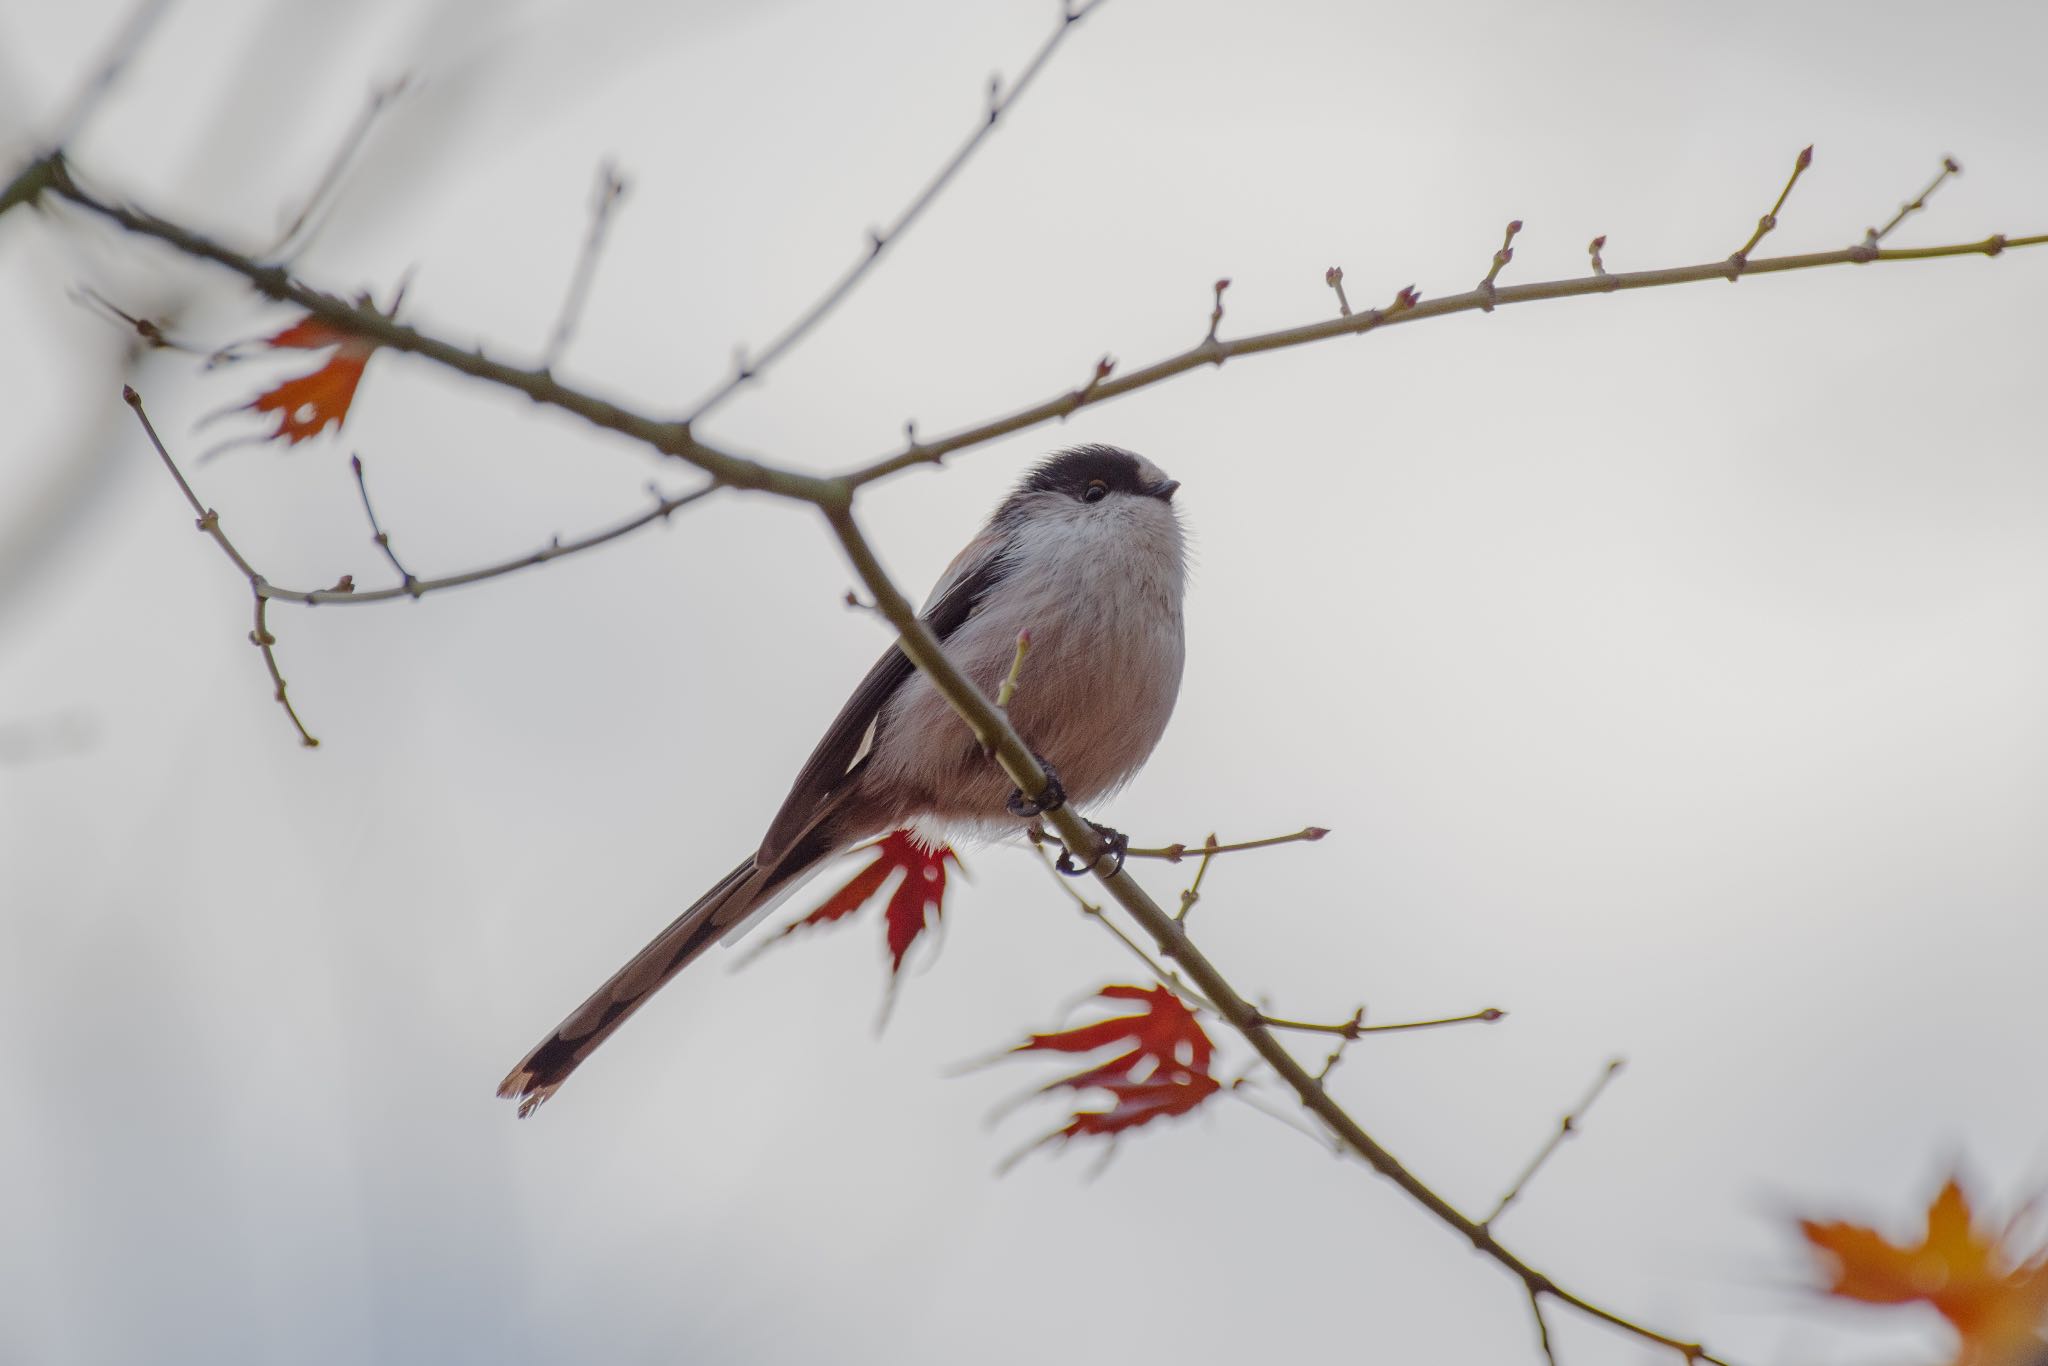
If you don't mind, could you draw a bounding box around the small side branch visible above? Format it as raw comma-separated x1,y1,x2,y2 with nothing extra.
125,386,319,747
349,454,417,593
1478,219,1523,309
1865,155,1961,246
1124,826,1330,863
251,596,318,748
542,159,629,369
1484,1057,1627,1227
1728,144,1813,276
1258,1007,1506,1039
264,75,412,259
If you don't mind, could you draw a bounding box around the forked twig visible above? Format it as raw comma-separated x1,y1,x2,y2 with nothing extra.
125,387,319,747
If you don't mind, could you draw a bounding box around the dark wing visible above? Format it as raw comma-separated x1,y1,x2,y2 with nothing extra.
755,535,1010,864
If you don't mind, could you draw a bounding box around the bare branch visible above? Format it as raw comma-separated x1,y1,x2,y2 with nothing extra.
843,214,2042,485
1258,1007,1506,1039
1123,826,1330,863
1205,277,1231,343
1477,218,1523,308
251,479,719,607
1728,143,1813,275
995,630,1033,710
823,501,1725,1366
124,386,317,746
1484,1057,1627,1227
34,156,819,500
349,454,417,593
1175,834,1220,921
1866,155,1962,246
23,149,2046,517
251,595,318,748
1324,265,1351,316
264,75,412,260
1022,833,1206,1009
679,0,1111,425
543,159,629,369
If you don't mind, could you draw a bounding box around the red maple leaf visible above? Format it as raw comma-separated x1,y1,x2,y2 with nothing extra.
1800,1175,2048,1366
242,314,379,445
759,830,960,974
1009,984,1222,1152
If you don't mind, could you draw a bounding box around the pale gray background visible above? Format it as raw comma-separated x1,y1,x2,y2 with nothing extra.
2,2,2044,1364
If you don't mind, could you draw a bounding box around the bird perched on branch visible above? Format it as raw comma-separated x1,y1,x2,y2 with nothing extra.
500,443,1187,1113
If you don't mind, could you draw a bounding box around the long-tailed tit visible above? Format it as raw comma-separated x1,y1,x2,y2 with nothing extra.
499,444,1187,1114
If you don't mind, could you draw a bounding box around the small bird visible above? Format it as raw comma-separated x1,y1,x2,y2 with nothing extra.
499,444,1188,1114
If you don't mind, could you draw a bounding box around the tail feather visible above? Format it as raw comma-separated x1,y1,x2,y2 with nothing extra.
498,855,765,1115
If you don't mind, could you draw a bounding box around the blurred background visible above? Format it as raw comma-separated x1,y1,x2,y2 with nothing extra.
3,2,2045,1363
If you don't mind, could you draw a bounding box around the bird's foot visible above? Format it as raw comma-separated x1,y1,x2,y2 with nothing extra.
1007,758,1066,819
1056,821,1129,878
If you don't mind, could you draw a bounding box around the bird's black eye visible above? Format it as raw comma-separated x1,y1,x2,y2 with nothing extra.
1082,479,1109,503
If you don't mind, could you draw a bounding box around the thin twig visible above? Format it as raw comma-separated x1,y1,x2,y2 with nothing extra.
240,479,719,607
996,630,1032,709
680,0,1110,424
1125,826,1330,863
125,386,317,746
1325,265,1351,316
1023,835,1208,1009
34,156,816,501
543,159,629,369
1865,155,1962,246
1477,219,1523,309
72,287,194,352
25,150,2047,512
825,503,1724,1366
251,595,318,748
1175,834,1219,920
1529,1283,1561,1366
1314,1018,1360,1084
1258,1007,1506,1039
1205,278,1231,343
1729,144,1813,275
348,454,416,593
264,75,412,259
1484,1057,1627,1227
840,207,2039,485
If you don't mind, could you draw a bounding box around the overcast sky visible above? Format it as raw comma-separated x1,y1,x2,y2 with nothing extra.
3,2,2046,1364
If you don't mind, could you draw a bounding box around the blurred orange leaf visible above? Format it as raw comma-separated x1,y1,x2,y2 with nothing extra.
1010,984,1221,1151
244,315,378,445
1801,1175,2048,1366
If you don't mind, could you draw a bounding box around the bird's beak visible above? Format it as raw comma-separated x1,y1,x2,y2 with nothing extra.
1150,479,1181,503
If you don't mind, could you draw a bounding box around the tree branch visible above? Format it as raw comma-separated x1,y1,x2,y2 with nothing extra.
125,386,318,746
822,502,1725,1366
33,156,826,501
542,159,628,369
841,221,2044,488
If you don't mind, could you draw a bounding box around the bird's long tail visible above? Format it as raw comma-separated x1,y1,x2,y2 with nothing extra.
497,844,827,1115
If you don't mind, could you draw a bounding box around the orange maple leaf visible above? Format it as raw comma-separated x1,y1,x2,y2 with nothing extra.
1008,984,1222,1152
1801,1176,2048,1366
757,830,960,974
243,315,379,445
